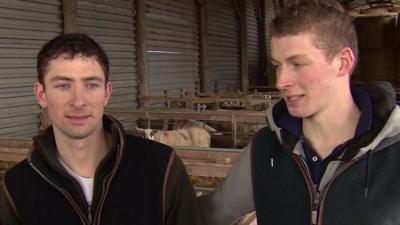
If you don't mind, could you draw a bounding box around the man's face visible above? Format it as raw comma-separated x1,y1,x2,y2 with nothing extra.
271,33,341,118
34,55,112,140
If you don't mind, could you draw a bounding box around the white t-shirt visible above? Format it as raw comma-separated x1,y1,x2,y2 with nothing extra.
59,158,94,205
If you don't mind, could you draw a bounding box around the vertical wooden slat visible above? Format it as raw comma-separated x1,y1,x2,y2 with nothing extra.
198,0,209,94
136,0,149,107
240,0,249,92
63,0,77,33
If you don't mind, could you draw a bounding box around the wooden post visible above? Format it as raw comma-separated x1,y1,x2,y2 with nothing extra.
136,0,149,108
239,0,249,92
198,0,210,94
63,0,77,33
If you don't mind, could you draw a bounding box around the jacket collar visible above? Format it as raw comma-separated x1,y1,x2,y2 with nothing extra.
30,115,124,169
27,115,126,213
266,81,400,160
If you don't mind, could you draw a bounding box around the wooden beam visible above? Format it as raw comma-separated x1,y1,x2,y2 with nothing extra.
107,108,268,124
239,0,249,92
198,0,210,94
176,147,242,177
0,139,31,162
63,0,77,33
136,0,150,108
0,140,243,178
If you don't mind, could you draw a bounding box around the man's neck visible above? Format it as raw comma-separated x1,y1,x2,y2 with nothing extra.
56,129,111,178
302,91,361,159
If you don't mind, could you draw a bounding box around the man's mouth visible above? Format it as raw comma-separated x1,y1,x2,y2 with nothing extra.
65,115,91,124
284,95,304,105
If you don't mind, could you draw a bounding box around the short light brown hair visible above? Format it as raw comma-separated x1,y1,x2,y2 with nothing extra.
270,1,358,67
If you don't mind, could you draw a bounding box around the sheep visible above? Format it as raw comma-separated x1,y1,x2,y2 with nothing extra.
136,125,211,148
152,129,193,147
173,119,216,132
185,126,211,147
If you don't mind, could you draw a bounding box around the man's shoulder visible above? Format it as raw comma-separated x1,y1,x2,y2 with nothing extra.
254,126,275,140
3,159,36,193
4,159,31,178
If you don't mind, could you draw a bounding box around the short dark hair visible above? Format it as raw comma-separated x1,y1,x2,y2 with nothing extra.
37,33,109,85
270,1,358,68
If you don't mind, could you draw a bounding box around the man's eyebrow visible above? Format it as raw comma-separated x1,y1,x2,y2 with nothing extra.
49,76,104,82
49,76,73,82
271,54,309,64
83,76,104,82
287,54,308,61
271,58,279,65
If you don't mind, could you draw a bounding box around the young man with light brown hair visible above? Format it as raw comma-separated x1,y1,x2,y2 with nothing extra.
200,1,400,225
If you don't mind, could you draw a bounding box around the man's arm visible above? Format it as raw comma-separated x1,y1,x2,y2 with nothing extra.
164,153,205,225
0,179,20,225
198,145,255,225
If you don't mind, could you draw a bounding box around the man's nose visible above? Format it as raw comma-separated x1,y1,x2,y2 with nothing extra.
70,86,86,107
275,66,294,90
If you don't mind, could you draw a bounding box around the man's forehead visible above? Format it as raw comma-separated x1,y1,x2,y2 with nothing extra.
45,56,105,79
271,33,321,59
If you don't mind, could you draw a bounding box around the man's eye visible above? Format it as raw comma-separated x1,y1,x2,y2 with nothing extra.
292,62,304,68
86,83,99,89
55,84,70,89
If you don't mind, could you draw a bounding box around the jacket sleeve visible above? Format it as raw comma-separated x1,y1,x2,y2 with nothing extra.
164,153,205,225
0,178,20,225
198,145,255,225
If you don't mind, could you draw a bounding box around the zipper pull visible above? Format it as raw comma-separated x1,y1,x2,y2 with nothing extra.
88,204,92,224
312,188,320,225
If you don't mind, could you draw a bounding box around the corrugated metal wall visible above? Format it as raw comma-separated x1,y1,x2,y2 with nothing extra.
146,0,199,96
77,0,138,109
0,0,63,138
265,0,275,85
207,0,240,93
247,0,261,86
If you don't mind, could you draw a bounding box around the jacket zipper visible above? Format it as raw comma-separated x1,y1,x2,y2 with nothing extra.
88,204,92,224
29,161,90,225
293,153,369,225
316,158,362,225
312,186,321,225
291,155,320,225
92,144,122,225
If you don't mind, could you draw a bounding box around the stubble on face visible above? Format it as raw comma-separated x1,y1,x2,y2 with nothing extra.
36,56,111,142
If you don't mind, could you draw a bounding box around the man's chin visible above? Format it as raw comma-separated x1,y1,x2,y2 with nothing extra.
287,108,310,119
61,128,93,140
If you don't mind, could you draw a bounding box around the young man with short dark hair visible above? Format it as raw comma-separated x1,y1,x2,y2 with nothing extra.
0,33,203,225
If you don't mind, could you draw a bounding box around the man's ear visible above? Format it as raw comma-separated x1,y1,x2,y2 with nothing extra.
34,82,47,108
338,47,355,77
104,81,113,106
